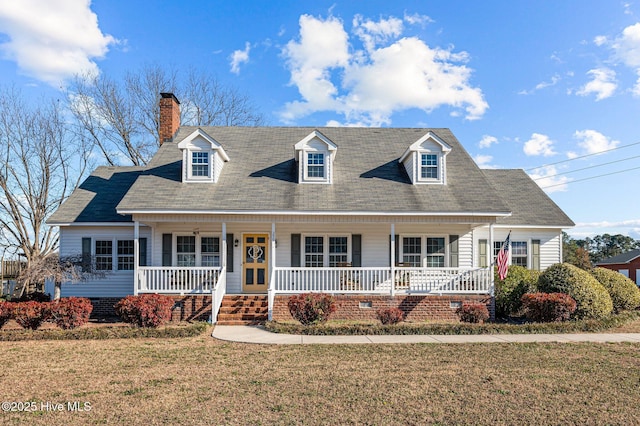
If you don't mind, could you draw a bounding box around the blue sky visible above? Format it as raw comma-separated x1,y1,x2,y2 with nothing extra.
0,1,639,239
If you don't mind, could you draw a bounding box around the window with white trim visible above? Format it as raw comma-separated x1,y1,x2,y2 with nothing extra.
303,235,350,267
329,236,348,266
511,241,528,267
402,237,422,267
420,153,438,179
177,236,196,267
304,236,324,267
201,237,220,267
493,241,502,262
191,151,209,177
117,240,135,270
426,237,445,267
307,152,325,178
95,240,113,271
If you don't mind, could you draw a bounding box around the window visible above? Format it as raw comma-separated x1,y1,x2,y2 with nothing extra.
307,153,325,178
191,151,209,177
201,237,220,267
511,241,528,267
426,237,445,267
117,240,134,270
329,237,348,266
420,153,438,179
95,240,113,271
304,236,324,267
493,241,502,262
177,236,196,266
402,237,422,267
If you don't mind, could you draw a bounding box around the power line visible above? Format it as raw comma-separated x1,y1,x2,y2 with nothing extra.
541,165,640,189
532,154,640,180
525,140,640,172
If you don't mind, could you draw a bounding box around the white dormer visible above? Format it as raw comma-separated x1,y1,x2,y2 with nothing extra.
177,128,229,183
294,130,337,184
399,132,451,185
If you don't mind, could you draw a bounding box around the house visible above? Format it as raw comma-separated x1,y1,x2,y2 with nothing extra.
596,249,640,285
47,93,574,323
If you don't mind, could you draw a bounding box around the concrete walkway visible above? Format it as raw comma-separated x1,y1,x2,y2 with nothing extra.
212,325,640,345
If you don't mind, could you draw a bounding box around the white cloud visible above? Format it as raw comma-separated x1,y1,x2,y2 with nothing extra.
594,35,608,46
0,0,116,86
576,68,617,100
478,135,498,148
528,165,570,193
229,42,251,74
473,154,496,168
523,133,556,157
573,129,619,154
612,22,640,68
519,74,561,95
403,12,434,26
280,14,488,126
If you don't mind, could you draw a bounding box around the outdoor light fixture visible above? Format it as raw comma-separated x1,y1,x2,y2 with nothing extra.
234,239,239,247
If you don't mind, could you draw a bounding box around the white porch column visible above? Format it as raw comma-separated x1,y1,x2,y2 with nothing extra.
390,223,395,297
221,222,227,269
134,220,139,296
268,223,276,321
489,223,494,296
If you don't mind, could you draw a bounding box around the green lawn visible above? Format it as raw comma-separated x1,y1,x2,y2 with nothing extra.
1,328,639,425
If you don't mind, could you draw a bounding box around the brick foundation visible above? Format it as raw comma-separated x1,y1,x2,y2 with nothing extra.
88,298,121,319
87,295,212,322
272,294,494,322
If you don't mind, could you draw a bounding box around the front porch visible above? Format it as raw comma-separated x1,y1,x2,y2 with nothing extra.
136,265,493,323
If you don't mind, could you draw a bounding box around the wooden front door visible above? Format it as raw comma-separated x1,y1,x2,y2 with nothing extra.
242,234,269,293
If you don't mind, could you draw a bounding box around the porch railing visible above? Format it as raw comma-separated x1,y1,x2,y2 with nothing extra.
211,267,227,324
137,266,222,294
272,266,491,295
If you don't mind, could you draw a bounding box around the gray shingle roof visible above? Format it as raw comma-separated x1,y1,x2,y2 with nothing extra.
116,127,510,214
49,127,572,227
596,249,640,265
481,169,575,227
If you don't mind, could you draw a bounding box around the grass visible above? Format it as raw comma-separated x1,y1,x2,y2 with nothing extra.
0,329,639,425
265,310,640,335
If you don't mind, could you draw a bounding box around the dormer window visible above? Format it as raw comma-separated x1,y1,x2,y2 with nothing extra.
399,132,451,185
294,130,337,184
307,153,325,179
178,128,229,183
191,152,209,177
420,153,440,180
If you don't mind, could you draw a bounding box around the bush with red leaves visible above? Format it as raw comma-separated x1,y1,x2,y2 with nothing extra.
0,301,13,329
49,297,93,329
114,294,174,328
13,301,50,330
288,293,336,325
376,307,404,325
521,292,577,322
456,302,490,323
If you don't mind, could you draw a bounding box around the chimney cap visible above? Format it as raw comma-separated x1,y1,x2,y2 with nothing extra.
160,92,180,104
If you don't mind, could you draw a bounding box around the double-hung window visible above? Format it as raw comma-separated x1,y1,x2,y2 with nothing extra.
117,240,134,270
177,236,196,266
402,237,422,267
95,240,113,271
426,237,445,267
307,153,325,178
191,151,209,177
329,237,348,266
304,235,350,267
304,236,324,267
511,241,528,267
420,153,438,179
201,237,220,267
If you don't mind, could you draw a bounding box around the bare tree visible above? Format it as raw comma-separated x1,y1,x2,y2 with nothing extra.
69,64,264,166
0,86,90,266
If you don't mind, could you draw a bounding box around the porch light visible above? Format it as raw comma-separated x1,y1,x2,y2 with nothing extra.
234,239,239,247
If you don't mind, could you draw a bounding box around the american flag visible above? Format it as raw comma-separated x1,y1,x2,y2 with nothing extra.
497,232,511,280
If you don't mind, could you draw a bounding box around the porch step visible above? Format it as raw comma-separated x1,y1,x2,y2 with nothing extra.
216,295,268,325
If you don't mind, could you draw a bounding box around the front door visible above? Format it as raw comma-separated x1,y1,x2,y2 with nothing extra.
242,234,269,293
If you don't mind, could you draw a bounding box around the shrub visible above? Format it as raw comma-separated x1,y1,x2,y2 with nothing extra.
114,294,174,328
49,297,93,329
494,265,540,318
13,301,50,330
521,292,577,322
456,302,490,323
287,293,336,325
538,263,613,320
591,267,640,313
376,307,404,325
0,301,13,328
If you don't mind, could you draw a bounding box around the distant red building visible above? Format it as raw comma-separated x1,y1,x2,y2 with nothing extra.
596,249,640,285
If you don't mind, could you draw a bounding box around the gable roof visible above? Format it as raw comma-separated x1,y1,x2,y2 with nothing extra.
596,249,640,265
115,127,510,215
481,169,575,227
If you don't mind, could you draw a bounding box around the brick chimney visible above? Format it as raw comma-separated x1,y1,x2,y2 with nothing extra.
159,92,180,144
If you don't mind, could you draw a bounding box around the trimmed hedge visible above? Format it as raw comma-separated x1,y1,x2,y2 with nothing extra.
521,292,577,322
114,294,174,328
0,301,13,328
376,307,404,325
538,263,613,320
49,297,93,329
288,293,336,325
12,301,50,330
456,302,490,323
591,267,640,313
494,265,540,318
